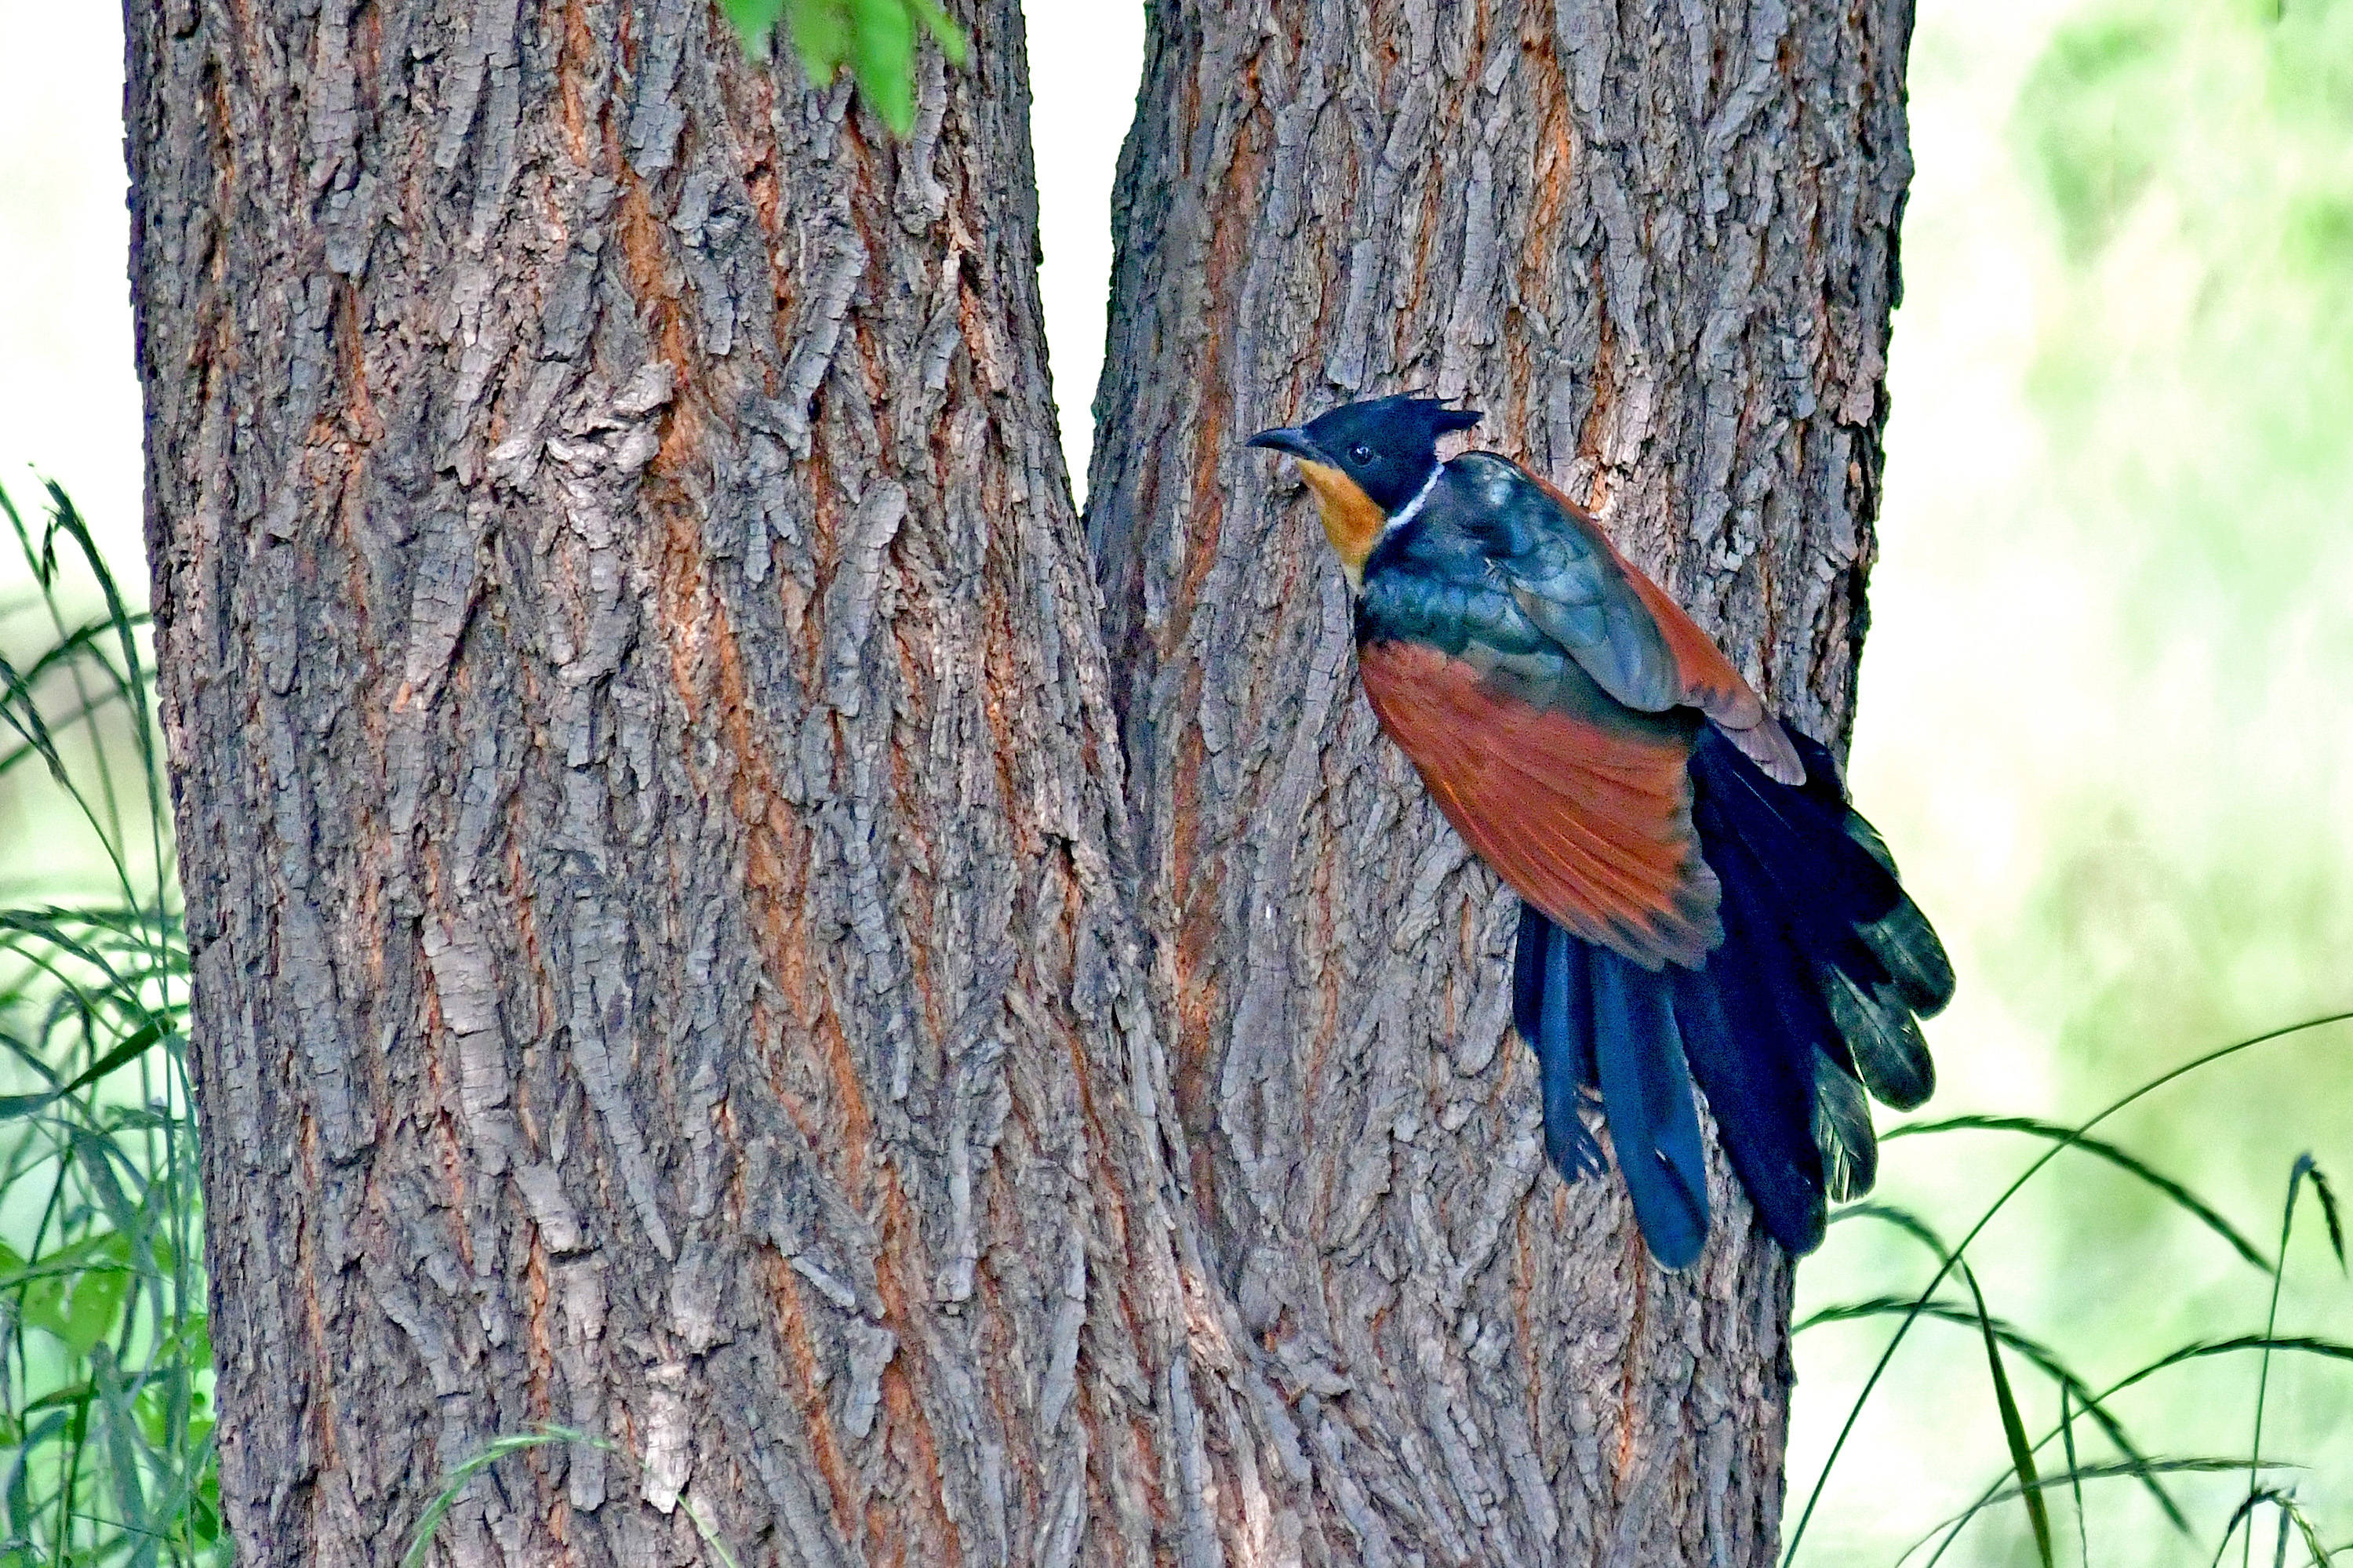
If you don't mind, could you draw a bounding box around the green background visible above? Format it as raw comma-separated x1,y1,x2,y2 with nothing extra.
3,0,2346,1562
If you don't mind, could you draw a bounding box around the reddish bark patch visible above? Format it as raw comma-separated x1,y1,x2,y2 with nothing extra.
760,1250,864,1544
871,1181,966,1567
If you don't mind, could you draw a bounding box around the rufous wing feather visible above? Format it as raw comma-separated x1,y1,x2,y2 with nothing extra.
1357,638,1723,970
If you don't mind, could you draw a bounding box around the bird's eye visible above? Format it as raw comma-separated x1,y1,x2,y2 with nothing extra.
1348,444,1374,465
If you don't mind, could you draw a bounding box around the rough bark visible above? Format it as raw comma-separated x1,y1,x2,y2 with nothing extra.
129,2,1248,1562
1085,1,1913,1563
125,0,1911,1560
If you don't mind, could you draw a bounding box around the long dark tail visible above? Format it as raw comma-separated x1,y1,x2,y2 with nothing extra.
1513,727,1955,1267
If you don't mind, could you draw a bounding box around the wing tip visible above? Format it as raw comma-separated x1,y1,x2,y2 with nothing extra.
1724,714,1806,787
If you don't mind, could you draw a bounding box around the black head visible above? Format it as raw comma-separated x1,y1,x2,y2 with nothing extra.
1247,395,1483,511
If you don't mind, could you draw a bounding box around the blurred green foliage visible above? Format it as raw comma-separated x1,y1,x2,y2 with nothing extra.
0,484,216,1564
1793,0,2353,1560
2006,0,2353,1218
2016,17,2169,264
2017,0,2353,607
722,0,969,134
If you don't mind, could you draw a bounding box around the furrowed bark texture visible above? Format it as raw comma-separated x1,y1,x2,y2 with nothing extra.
129,2,1268,1562
1087,1,1914,1564
129,0,1914,1558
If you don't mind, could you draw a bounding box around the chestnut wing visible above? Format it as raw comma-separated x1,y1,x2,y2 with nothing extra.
1357,638,1723,970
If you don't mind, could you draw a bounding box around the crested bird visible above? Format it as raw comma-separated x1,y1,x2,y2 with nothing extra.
1248,395,1953,1268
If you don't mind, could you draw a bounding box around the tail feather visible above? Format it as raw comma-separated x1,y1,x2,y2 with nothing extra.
1847,842,1957,1019
1676,811,1836,1253
1690,734,1907,984
1791,740,1956,1019
1514,904,1604,1178
1812,1052,1878,1202
1685,726,1950,1239
1587,945,1710,1269
1769,733,1955,1028
1824,963,1935,1111
1509,726,1950,1265
1511,900,1548,1047
1513,909,1704,1260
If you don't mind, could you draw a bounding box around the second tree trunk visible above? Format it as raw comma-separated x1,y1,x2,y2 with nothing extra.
1086,0,1915,1560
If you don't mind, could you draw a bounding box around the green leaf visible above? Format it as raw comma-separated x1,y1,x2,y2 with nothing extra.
0,1016,173,1120
787,0,853,82
1962,1265,2054,1568
731,0,966,138
19,1232,135,1358
848,0,918,136
905,0,967,65
718,0,787,63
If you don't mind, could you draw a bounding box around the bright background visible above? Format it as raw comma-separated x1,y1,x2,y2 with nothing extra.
5,1,2347,1562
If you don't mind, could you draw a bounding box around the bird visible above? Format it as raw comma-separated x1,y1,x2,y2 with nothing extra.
1247,394,1953,1268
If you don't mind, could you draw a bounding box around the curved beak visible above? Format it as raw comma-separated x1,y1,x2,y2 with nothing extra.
1246,426,1319,462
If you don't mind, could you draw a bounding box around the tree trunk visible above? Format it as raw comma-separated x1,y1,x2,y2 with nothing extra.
129,2,1246,1561
126,0,1912,1562
1085,0,1912,1563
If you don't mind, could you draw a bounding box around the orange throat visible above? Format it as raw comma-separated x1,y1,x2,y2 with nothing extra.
1296,460,1386,588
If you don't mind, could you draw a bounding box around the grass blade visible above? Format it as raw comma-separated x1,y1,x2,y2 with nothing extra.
2308,1166,2344,1273
1800,1295,2183,1531
1907,1325,2353,1562
1887,1114,2273,1272
1,486,206,1563
1826,1201,1958,1266
2220,1490,2278,1568
1904,1460,2300,1568
2275,1498,2334,1567
677,1490,747,1568
2060,1383,2088,1568
401,1424,612,1568
0,1020,172,1119
1962,1264,2054,1568
2246,1156,2332,1568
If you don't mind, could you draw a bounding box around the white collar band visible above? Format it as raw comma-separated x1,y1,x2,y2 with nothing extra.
1381,463,1445,537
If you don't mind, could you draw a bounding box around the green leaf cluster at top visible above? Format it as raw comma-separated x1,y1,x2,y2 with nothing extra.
721,0,970,136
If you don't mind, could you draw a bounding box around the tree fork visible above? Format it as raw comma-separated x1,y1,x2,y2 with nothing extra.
129,0,1911,1561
